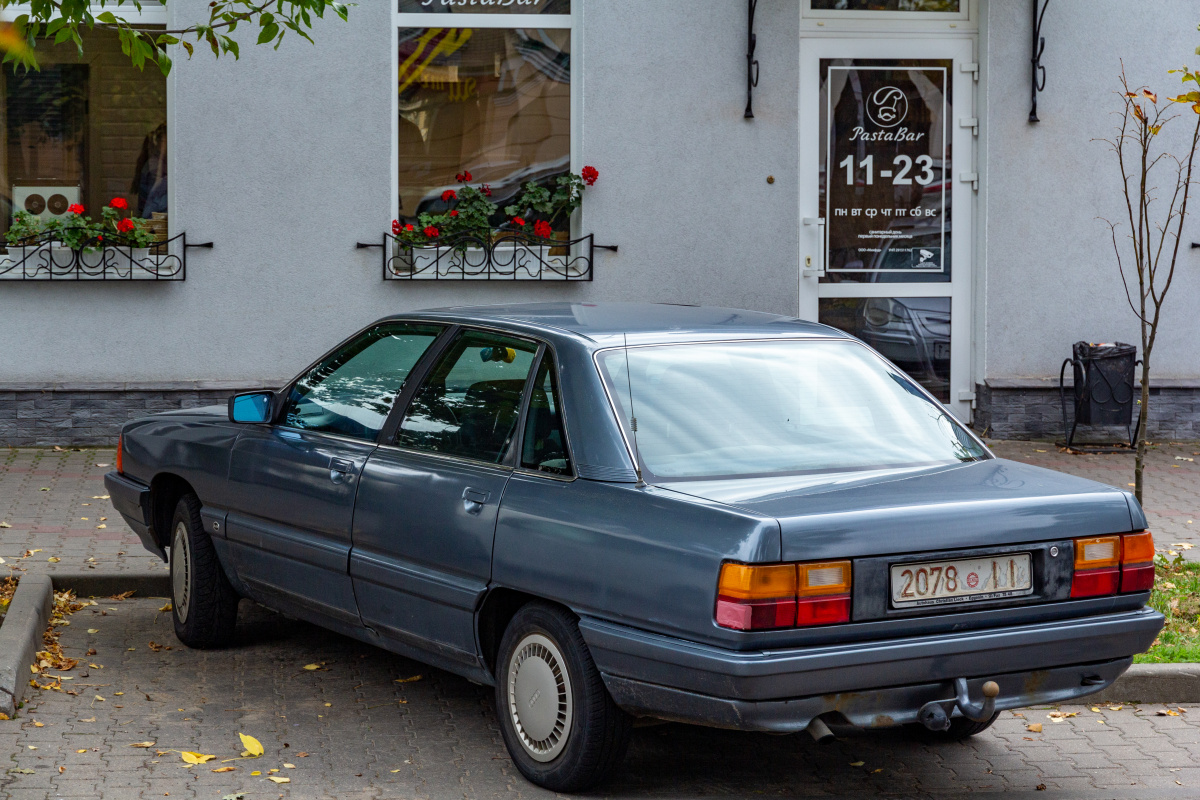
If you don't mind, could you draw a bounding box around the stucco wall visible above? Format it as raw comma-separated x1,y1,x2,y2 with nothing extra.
982,0,1200,381
0,0,800,385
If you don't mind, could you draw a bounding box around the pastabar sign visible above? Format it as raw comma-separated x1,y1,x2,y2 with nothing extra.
824,64,948,274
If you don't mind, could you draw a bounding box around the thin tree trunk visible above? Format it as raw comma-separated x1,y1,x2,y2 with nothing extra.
1135,354,1150,503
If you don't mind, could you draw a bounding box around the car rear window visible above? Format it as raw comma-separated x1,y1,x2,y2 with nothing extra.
595,339,987,480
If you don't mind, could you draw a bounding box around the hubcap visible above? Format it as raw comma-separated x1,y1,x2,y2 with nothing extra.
171,521,191,624
507,632,573,763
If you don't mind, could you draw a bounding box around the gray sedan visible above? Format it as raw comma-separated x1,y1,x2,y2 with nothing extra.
106,302,1162,791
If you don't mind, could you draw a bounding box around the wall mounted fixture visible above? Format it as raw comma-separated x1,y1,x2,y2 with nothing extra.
745,0,759,119
1030,0,1050,122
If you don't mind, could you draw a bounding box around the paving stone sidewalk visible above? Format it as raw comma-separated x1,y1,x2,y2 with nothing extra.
1,598,1199,800
1,443,1195,579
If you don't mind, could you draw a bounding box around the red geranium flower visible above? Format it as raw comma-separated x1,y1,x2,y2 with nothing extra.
67,203,84,215
441,189,457,203
116,218,135,234
391,219,403,235
109,197,129,210
97,235,103,242
481,185,492,197
405,224,415,232
534,220,553,238
449,209,459,217
455,171,473,183
511,217,526,227
581,166,599,186
423,226,440,238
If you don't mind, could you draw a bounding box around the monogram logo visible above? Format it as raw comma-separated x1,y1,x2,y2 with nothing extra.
867,86,908,129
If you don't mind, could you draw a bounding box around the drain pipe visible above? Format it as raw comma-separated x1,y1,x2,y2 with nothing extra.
806,715,836,744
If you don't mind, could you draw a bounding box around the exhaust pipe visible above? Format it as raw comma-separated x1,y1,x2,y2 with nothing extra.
806,715,836,744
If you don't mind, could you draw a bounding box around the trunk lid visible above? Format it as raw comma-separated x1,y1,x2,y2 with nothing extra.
657,459,1135,561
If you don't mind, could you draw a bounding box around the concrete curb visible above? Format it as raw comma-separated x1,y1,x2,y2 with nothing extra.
0,573,53,717
1089,663,1200,705
50,573,170,599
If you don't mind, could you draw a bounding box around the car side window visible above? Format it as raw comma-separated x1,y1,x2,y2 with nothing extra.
281,323,444,440
521,355,573,476
397,330,538,463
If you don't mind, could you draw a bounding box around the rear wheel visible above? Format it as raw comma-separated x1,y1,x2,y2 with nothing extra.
170,494,239,648
494,603,632,792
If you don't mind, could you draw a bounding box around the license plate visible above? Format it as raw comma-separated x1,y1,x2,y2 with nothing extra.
891,553,1033,607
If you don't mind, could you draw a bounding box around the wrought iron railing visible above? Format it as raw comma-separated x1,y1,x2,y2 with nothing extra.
358,231,616,281
0,232,210,281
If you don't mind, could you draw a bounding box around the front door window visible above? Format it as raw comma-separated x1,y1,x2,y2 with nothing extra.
397,329,539,462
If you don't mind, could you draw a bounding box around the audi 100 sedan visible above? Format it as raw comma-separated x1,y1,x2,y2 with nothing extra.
106,303,1162,791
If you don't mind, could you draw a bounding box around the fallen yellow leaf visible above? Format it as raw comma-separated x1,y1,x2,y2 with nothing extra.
850,761,864,767
211,766,237,773
302,664,320,670
114,692,123,696
47,557,59,563
33,721,43,727
1091,707,1101,713
180,751,217,765
87,629,99,634
283,762,296,768
394,675,422,683
250,770,261,776
238,732,264,758
129,742,156,748
76,749,87,753
94,695,104,702
1027,723,1043,733
159,602,172,612
267,776,290,784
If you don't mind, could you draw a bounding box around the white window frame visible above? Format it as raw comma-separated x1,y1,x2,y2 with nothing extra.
391,3,580,230
801,0,976,33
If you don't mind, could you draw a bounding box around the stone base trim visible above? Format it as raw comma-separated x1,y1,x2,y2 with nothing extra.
0,382,284,446
1088,662,1200,704
975,380,1200,441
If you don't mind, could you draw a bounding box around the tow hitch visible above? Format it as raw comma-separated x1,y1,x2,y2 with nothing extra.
917,678,1000,731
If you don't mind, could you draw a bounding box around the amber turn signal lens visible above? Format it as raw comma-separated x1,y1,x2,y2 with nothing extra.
1122,531,1155,564
797,561,852,596
718,563,797,601
1074,536,1120,570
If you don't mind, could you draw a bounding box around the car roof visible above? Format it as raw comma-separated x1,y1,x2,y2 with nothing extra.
387,302,850,348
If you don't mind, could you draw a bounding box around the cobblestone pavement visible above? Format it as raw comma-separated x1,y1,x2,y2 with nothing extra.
0,598,1197,800
3,445,1200,798
0,448,167,578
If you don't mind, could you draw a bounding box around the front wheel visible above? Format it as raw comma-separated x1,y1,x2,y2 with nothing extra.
170,494,239,648
495,603,632,792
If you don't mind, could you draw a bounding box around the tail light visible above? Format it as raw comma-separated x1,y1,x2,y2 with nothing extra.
116,435,124,474
1071,532,1155,597
716,560,851,631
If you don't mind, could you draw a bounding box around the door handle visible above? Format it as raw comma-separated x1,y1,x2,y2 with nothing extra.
462,487,491,514
803,217,826,278
329,457,356,484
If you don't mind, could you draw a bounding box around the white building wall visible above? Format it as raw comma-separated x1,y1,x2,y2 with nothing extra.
0,0,800,385
981,0,1200,381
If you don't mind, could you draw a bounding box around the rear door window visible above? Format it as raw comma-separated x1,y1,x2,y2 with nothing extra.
521,355,573,477
397,330,539,463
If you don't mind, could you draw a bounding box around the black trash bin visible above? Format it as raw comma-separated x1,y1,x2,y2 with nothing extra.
1059,341,1141,449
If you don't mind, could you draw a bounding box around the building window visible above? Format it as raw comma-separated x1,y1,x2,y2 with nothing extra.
395,0,573,226
0,28,166,237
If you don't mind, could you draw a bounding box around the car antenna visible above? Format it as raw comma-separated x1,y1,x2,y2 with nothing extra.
623,332,644,486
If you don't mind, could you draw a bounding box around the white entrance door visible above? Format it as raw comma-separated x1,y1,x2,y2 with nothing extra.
799,37,975,421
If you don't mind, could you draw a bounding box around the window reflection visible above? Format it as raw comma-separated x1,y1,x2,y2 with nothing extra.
397,26,570,227
819,297,950,402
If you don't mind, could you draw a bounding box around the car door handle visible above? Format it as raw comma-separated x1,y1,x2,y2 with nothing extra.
462,487,491,514
329,457,356,484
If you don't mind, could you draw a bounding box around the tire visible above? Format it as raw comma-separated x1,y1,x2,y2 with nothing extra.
494,603,632,792
910,711,999,741
169,493,239,648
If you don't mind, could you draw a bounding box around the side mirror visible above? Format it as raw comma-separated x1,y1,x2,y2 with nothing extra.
229,391,274,424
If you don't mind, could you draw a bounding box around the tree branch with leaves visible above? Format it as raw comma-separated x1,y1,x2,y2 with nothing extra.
1096,64,1200,503
0,0,350,74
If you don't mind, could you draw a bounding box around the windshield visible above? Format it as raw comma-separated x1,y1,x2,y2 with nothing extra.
595,339,988,480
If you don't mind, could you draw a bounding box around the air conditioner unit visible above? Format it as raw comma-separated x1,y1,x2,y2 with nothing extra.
12,186,81,221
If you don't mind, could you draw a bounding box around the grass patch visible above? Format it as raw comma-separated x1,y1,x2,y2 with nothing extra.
1134,557,1200,663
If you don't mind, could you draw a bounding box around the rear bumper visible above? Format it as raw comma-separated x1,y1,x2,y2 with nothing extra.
104,471,164,561
580,607,1162,731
